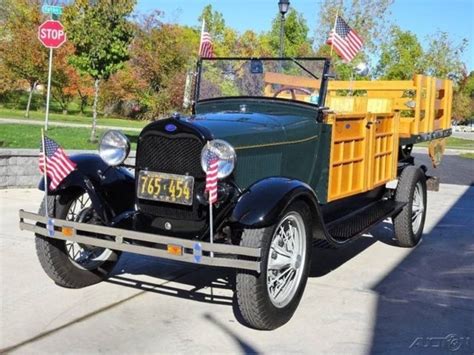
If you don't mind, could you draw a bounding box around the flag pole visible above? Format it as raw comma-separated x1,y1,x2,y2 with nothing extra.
209,196,214,258
329,9,338,57
207,141,214,258
41,129,49,218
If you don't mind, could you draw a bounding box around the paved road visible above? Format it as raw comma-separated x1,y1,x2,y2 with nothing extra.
413,152,474,186
0,117,142,132
1,185,473,354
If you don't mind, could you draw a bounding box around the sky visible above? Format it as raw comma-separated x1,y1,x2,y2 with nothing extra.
136,0,474,71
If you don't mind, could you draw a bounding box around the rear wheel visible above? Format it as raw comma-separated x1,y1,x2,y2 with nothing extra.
235,201,312,330
35,192,120,288
393,166,427,247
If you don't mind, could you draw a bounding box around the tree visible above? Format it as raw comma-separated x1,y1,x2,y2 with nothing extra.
128,12,199,119
422,31,468,82
315,0,393,52
376,26,424,80
198,5,226,44
314,0,393,78
0,0,47,118
63,0,135,141
264,8,313,57
51,42,94,114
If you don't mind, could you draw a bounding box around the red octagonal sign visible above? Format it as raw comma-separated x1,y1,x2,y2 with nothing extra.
38,20,66,48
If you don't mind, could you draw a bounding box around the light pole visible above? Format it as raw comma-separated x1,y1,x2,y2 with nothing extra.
278,0,290,58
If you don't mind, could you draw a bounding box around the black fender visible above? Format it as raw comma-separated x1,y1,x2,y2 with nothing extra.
39,154,135,224
229,177,327,240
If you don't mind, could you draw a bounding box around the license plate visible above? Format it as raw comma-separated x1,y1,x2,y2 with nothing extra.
137,171,194,206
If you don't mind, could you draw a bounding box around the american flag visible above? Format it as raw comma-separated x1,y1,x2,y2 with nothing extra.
205,158,219,204
199,23,214,58
326,16,363,62
39,136,76,190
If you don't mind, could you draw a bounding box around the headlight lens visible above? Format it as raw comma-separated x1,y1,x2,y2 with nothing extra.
99,130,130,166
201,139,236,179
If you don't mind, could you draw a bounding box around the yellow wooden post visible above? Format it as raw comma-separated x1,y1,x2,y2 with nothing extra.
413,74,423,135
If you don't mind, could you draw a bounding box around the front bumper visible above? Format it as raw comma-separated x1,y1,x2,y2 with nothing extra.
19,210,261,272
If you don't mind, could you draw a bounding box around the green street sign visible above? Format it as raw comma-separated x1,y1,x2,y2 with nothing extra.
41,5,63,16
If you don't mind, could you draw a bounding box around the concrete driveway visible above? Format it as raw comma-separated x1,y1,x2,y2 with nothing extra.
1,185,473,354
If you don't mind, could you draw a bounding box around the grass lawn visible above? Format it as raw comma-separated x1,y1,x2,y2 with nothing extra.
417,137,474,150
0,108,148,129
460,153,474,159
0,124,139,150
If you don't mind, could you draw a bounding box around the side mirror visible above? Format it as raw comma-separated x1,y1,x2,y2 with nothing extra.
354,62,369,77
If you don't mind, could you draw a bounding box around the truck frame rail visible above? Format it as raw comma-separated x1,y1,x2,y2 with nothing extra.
19,210,262,272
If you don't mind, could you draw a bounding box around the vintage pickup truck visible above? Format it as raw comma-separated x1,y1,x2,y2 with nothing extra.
19,57,452,330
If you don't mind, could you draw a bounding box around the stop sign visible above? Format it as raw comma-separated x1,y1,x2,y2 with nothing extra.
38,20,66,48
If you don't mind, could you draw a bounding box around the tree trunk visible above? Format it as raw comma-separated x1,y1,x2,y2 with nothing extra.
78,89,87,115
90,79,100,143
24,81,37,118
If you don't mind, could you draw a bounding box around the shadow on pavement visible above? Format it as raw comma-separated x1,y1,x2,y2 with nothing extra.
107,255,234,306
369,186,474,354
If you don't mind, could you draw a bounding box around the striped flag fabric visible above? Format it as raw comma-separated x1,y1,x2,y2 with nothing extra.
205,158,219,204
199,22,214,58
39,136,76,190
326,16,363,62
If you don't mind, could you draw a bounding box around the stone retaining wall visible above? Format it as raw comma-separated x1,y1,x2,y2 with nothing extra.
0,149,136,189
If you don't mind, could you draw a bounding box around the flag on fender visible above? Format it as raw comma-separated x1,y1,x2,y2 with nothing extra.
39,135,76,190
205,158,219,204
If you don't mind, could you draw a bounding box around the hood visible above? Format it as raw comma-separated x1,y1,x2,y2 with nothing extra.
185,112,286,149
188,98,320,149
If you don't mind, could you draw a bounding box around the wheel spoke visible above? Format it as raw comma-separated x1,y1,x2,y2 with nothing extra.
271,244,292,259
273,268,295,299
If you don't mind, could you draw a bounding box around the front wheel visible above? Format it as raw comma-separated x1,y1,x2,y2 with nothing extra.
35,192,120,288
235,201,312,330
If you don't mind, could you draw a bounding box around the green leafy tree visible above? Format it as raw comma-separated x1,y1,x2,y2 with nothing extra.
63,0,135,141
376,26,424,80
0,0,47,117
315,0,393,78
265,8,313,57
422,31,468,82
198,5,226,44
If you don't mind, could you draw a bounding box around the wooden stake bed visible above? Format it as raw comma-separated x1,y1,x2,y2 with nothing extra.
264,72,453,202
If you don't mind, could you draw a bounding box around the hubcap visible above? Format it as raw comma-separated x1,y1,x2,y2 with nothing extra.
65,193,113,270
412,182,425,234
266,212,306,308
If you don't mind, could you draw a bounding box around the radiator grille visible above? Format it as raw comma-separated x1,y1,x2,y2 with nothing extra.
136,132,205,220
136,133,204,178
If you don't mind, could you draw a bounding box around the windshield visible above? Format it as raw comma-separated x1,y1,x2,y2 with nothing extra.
196,58,328,106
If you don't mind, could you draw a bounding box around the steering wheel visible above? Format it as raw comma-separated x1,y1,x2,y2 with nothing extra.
273,86,312,100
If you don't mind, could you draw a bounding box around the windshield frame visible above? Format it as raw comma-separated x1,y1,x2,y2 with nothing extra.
194,57,331,108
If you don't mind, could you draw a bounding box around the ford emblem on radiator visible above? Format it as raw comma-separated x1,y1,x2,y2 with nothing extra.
165,124,177,132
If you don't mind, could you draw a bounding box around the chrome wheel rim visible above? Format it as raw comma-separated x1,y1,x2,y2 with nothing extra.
65,193,113,270
267,212,306,308
412,182,425,234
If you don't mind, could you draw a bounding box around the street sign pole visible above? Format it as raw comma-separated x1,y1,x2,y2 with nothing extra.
44,47,53,131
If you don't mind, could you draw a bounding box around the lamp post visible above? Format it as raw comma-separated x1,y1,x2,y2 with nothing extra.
278,0,290,58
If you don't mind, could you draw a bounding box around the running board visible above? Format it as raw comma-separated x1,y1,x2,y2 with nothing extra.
326,200,406,242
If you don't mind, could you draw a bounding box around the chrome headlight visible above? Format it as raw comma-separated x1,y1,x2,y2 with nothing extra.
99,130,130,166
201,139,236,179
